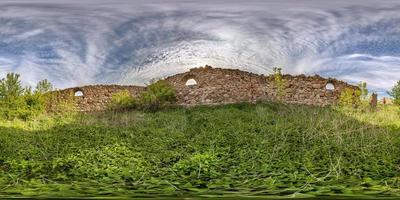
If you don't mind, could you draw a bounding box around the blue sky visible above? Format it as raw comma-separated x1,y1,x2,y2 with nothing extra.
0,0,399,97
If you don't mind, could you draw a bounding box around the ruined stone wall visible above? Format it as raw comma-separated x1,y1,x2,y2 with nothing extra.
164,66,359,107
55,85,145,112
54,66,359,111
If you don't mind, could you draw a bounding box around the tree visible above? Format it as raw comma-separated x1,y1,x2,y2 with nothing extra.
0,73,24,100
389,80,400,105
0,73,55,120
358,81,369,100
35,79,53,94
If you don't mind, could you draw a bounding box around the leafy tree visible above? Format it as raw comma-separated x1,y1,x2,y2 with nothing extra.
0,73,24,100
388,80,400,105
0,73,55,120
358,81,369,100
35,79,53,94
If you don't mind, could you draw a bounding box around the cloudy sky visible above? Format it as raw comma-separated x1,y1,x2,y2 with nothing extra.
0,0,399,96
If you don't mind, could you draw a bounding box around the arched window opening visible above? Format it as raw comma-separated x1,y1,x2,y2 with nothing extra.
325,83,335,91
74,90,84,97
185,78,198,86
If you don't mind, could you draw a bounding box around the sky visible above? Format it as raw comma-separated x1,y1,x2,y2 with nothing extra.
0,0,399,97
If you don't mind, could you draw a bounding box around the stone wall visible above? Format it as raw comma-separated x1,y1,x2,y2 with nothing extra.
164,66,359,107
54,65,359,111
55,85,145,112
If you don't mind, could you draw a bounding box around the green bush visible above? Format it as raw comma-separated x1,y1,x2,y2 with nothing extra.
139,80,176,111
339,88,361,108
389,80,400,105
272,67,286,101
0,73,54,120
108,90,137,111
44,91,76,116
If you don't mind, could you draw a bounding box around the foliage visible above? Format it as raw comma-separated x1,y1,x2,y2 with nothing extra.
0,73,57,120
139,80,176,111
358,81,369,100
389,80,400,105
108,90,137,111
339,88,361,108
35,79,53,94
45,90,76,116
272,67,286,101
0,102,399,198
0,73,30,120
0,73,24,99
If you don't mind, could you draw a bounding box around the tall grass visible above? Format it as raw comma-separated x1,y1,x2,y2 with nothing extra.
0,102,399,198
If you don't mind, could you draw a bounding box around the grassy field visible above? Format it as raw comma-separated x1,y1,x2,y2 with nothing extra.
0,102,399,198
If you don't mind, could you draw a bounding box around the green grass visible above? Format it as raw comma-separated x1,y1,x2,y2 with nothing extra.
0,102,399,198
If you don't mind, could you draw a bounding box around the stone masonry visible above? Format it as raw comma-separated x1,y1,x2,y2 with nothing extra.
55,65,359,112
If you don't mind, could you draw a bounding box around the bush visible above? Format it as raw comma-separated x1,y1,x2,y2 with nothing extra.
139,80,176,111
45,90,76,116
272,67,286,101
339,88,361,108
108,90,137,111
389,80,400,105
0,73,54,120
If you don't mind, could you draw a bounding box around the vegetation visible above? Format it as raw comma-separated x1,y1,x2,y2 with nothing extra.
108,90,137,111
339,88,361,108
272,67,286,100
1,73,399,198
0,102,399,198
108,80,177,112
358,81,369,100
0,73,53,120
389,80,400,105
139,80,176,111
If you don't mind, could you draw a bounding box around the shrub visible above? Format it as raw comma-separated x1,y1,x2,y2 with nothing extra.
139,80,176,111
339,88,361,108
45,90,76,116
108,90,137,111
0,73,55,120
389,80,400,105
272,67,286,101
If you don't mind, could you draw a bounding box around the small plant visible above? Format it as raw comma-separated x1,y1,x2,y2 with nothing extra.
388,80,400,105
139,80,176,111
108,90,137,111
272,67,286,101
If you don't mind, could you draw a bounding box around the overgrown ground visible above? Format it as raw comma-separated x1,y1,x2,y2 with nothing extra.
0,102,399,199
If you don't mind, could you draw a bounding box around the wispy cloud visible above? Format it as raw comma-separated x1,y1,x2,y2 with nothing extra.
0,0,399,96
